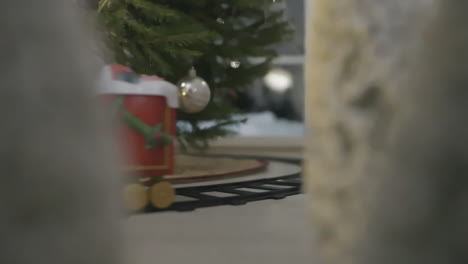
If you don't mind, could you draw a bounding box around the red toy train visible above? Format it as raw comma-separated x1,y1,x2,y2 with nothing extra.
98,64,180,211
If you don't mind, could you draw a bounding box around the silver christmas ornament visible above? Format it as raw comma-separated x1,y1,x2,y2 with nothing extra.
177,67,211,113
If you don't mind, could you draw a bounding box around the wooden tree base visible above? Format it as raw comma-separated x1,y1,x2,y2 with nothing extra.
122,155,268,211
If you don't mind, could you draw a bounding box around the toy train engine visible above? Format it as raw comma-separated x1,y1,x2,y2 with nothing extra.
98,64,179,211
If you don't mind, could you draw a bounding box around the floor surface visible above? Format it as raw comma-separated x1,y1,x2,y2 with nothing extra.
124,152,317,264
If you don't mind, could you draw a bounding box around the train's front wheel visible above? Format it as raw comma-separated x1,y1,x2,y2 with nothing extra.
150,181,175,209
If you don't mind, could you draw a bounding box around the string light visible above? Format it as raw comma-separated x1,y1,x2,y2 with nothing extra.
230,60,241,68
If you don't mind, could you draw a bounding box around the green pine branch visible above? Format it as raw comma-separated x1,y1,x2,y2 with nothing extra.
92,0,293,150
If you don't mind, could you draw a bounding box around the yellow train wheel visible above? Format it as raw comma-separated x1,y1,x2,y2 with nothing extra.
149,181,175,209
124,184,148,211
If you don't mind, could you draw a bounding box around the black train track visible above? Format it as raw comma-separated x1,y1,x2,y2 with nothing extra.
142,154,302,213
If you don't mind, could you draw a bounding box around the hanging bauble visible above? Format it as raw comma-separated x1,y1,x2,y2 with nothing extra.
177,67,211,113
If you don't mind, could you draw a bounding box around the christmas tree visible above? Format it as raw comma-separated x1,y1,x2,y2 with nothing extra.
92,0,292,149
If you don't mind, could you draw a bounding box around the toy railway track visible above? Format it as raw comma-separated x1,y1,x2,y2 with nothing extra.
141,155,302,213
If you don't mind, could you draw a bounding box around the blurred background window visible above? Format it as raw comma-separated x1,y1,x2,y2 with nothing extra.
228,0,305,137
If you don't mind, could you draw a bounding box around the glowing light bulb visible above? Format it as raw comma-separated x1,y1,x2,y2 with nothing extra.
263,68,293,93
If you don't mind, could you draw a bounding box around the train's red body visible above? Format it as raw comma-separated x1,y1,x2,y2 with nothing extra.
121,95,176,176
100,64,179,176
